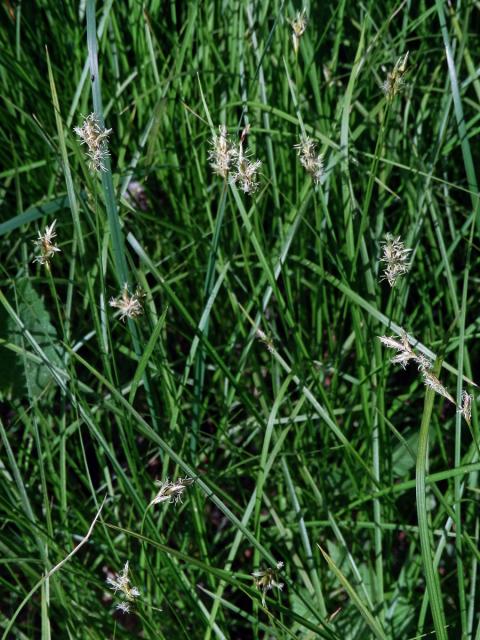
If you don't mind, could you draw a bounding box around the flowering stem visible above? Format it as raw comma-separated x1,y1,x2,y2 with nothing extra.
352,103,391,277
453,212,476,636
86,0,129,288
86,0,161,437
416,361,448,640
46,267,66,342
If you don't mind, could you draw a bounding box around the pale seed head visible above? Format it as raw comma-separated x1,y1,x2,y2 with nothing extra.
109,283,144,322
209,123,262,195
382,52,409,101
423,372,454,404
294,135,323,185
234,155,262,194
74,113,112,172
459,390,473,424
379,332,432,372
208,124,237,179
106,561,141,603
256,327,275,354
251,561,284,607
150,477,195,507
380,233,411,287
290,9,307,55
380,331,454,405
32,219,61,267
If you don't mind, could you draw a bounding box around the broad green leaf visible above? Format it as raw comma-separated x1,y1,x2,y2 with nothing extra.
392,431,419,478
0,279,63,398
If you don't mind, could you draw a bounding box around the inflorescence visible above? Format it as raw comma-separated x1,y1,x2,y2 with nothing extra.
209,124,262,195
252,561,285,607
382,52,409,101
109,284,144,322
32,220,61,267
150,477,195,507
106,561,141,614
380,233,411,287
74,112,112,172
379,331,473,418
294,135,324,185
290,9,307,55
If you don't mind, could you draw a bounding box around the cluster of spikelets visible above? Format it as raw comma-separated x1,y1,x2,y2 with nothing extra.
211,15,410,195
209,125,325,191
41,32,408,276
208,124,262,195
106,476,284,613
251,561,285,607
106,561,141,614
109,283,145,322
74,112,112,172
380,233,411,287
151,478,284,606
207,9,314,191
32,219,61,268
290,9,307,55
32,223,147,322
379,331,472,424
378,225,473,420
383,52,409,101
294,135,324,185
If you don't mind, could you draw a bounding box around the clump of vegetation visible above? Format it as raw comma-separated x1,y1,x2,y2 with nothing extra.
0,2,479,638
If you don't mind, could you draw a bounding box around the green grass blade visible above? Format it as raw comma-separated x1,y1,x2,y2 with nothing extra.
416,363,448,640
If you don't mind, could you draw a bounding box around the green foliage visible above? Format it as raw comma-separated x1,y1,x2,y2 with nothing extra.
392,431,418,478
0,0,479,638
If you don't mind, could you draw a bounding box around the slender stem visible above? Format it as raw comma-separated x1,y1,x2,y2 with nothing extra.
416,363,448,640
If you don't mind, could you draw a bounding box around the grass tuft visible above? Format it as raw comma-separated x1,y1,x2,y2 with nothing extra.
1,2,479,638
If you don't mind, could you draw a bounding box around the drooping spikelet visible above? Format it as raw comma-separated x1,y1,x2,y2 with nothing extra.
150,477,195,507
459,390,473,425
252,561,285,607
379,330,459,407
422,371,455,404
